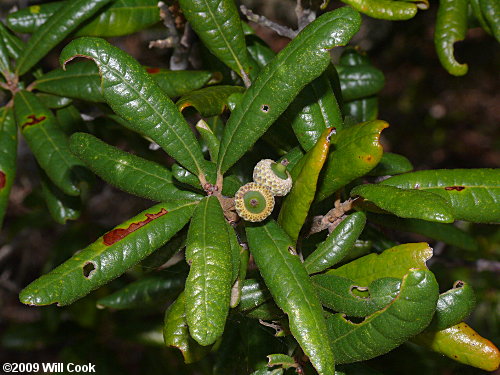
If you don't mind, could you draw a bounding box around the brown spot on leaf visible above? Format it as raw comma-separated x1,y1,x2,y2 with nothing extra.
22,114,46,130
445,186,466,191
103,208,168,246
0,171,5,189
146,67,161,74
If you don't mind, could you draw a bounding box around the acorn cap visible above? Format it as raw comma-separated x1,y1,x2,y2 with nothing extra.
234,182,275,222
253,159,293,196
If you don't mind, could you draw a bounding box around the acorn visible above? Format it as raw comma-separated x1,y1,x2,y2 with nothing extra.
253,159,292,196
234,182,275,222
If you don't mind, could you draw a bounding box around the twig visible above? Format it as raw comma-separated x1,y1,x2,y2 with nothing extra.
149,1,179,49
309,198,357,235
170,23,193,70
240,5,297,39
295,0,316,31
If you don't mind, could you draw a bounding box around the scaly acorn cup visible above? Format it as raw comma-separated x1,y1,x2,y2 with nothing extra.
253,159,293,196
234,182,275,222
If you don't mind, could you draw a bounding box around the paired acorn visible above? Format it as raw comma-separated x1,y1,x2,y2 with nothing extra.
234,159,292,222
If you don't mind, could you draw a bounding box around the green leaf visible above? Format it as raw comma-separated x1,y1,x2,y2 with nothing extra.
184,196,232,346
343,96,378,123
97,267,186,309
479,0,500,42
340,0,418,20
69,132,200,202
246,34,276,69
60,37,208,180
14,90,86,196
0,21,24,60
327,269,439,363
0,35,11,77
16,0,112,76
19,200,197,306
36,93,72,109
351,184,455,223
34,61,104,102
426,281,475,331
366,213,478,251
312,274,401,317
0,107,17,228
434,0,469,76
196,119,220,163
380,169,500,223
163,292,212,364
39,167,81,224
412,322,500,371
267,354,297,369
316,120,387,202
238,278,272,313
217,7,361,175
325,242,433,285
246,220,335,375
279,128,334,242
8,0,161,37
179,0,252,79
304,212,366,274
337,64,385,102
141,230,186,270
286,71,344,152
367,152,413,176
148,68,222,98
56,105,86,134
177,85,245,117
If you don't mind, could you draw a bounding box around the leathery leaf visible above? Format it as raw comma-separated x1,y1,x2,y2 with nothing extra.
246,220,335,375
380,169,500,223
351,184,455,223
316,120,387,202
178,0,252,79
278,128,334,242
326,242,433,286
69,132,200,202
413,322,500,371
59,37,208,180
0,107,17,228
19,200,197,306
434,0,468,76
16,0,112,76
340,0,418,20
217,7,361,176
327,269,439,364
177,85,245,118
304,211,366,274
163,292,212,364
14,90,86,196
185,196,232,346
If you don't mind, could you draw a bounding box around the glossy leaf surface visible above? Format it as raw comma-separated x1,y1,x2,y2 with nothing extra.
16,0,112,75
380,169,500,223
340,0,418,20
434,0,468,76
326,242,433,285
413,322,500,371
316,120,387,202
69,132,200,202
35,61,104,102
343,96,378,123
246,220,335,375
337,64,385,101
19,200,197,306
0,22,24,60
177,85,245,117
351,184,455,223
367,213,478,251
149,68,221,98
304,212,366,274
163,292,212,364
0,107,17,227
60,37,208,179
480,0,500,42
328,269,439,363
14,90,86,196
97,270,186,309
279,128,333,242
178,0,252,78
185,196,232,346
366,152,413,176
217,7,361,175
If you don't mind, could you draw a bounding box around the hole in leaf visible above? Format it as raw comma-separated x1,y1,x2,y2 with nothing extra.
261,104,269,113
343,315,365,324
453,280,464,288
350,286,370,299
83,261,96,279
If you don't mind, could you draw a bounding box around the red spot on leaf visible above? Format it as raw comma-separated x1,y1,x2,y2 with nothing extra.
103,208,168,246
22,114,46,130
147,67,161,74
0,171,5,189
444,186,466,191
